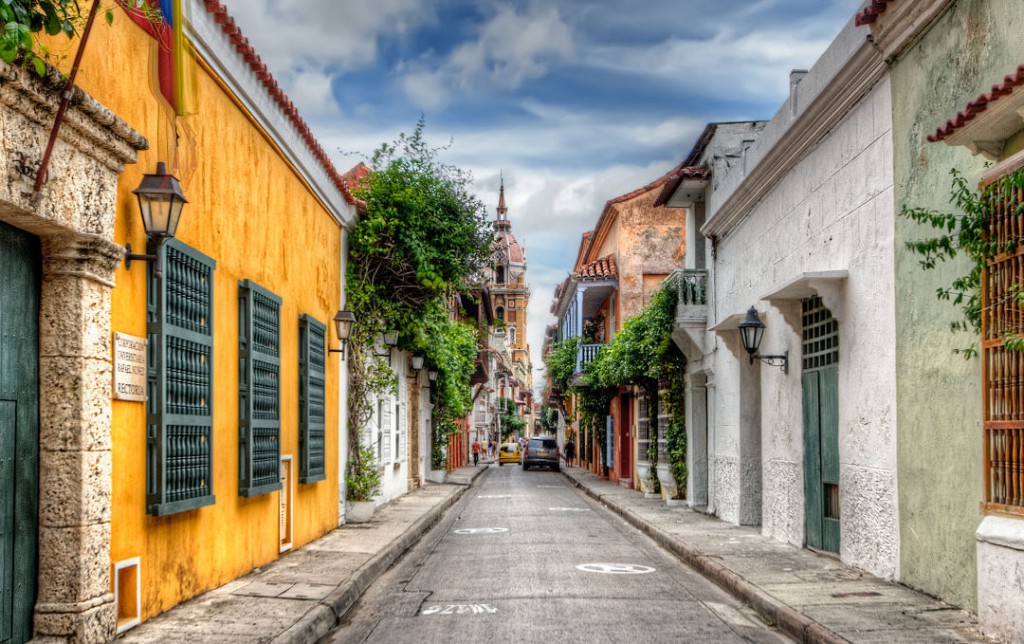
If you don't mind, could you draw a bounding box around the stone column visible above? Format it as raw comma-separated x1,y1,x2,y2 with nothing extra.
32,234,122,644
686,370,708,509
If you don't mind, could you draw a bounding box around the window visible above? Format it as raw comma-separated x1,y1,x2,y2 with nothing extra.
496,306,505,323
379,398,392,464
982,169,1024,515
146,240,216,516
637,392,650,462
298,315,327,484
509,327,517,345
398,402,408,462
496,265,505,284
238,280,282,497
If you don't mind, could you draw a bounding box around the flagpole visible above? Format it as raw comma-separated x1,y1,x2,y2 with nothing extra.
33,0,104,195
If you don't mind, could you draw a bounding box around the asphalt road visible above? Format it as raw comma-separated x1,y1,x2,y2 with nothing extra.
324,464,792,644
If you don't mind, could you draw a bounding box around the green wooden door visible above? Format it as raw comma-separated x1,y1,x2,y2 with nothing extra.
0,221,40,644
801,297,840,554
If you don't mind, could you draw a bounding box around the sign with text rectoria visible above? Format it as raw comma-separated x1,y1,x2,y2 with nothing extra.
113,332,147,401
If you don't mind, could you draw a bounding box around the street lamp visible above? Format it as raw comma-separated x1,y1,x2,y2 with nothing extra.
328,309,356,359
124,162,188,279
738,306,788,373
376,331,399,365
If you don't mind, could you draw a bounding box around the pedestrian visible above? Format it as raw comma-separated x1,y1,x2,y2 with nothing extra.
564,439,575,468
472,439,481,466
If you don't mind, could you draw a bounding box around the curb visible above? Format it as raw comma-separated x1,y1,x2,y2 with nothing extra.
270,477,478,644
562,471,850,644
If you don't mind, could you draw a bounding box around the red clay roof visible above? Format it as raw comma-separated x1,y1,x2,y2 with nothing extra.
653,164,711,207
928,64,1024,143
855,0,894,26
573,255,617,281
201,0,361,208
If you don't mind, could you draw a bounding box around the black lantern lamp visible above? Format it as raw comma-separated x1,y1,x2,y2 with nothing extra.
125,162,188,279
410,354,425,373
427,369,438,382
738,306,788,373
329,309,356,359
376,330,399,365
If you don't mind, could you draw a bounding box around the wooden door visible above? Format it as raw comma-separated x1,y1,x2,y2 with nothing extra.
0,221,40,644
801,297,840,554
618,394,631,481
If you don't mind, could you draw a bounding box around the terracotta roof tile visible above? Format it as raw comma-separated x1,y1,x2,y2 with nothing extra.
200,0,362,209
653,164,711,207
855,0,894,26
928,64,1024,143
573,255,617,281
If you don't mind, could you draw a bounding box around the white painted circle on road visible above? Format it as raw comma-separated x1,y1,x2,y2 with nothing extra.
453,527,508,535
548,507,590,512
576,563,655,575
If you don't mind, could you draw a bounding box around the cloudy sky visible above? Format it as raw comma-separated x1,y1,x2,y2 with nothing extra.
220,0,864,393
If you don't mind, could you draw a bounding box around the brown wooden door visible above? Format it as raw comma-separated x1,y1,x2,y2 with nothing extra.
618,394,631,482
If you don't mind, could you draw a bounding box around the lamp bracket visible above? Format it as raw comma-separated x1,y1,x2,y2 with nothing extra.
749,351,789,374
124,242,157,270
328,343,347,360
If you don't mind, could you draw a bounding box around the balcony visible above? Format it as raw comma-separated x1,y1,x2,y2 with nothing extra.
578,343,603,370
670,269,708,362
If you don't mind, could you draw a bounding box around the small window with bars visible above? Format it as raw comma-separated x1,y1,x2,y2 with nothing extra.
146,240,216,516
982,170,1024,515
299,315,327,484
238,280,283,497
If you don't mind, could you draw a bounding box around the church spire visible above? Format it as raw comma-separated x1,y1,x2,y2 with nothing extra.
497,172,508,219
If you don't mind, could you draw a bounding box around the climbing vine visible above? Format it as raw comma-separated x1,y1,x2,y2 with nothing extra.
345,119,492,474
0,0,115,75
901,166,1024,357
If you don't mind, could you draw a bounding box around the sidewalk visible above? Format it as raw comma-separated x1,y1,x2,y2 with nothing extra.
118,464,488,644
561,466,990,644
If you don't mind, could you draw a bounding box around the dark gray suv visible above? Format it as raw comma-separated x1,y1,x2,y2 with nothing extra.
522,437,560,472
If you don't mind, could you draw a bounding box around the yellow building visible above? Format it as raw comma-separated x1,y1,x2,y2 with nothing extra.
0,2,358,641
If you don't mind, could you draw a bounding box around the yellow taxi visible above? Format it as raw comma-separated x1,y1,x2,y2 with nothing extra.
498,442,521,465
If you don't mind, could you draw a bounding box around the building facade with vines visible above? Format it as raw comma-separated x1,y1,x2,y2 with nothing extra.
0,1,360,641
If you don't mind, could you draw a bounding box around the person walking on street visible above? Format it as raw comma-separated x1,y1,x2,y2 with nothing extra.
563,438,575,468
472,439,481,466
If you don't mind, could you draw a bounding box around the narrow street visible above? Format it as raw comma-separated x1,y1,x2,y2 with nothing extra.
324,465,790,644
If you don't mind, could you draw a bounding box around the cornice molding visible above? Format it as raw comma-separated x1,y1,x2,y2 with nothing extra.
703,34,885,239
865,0,953,62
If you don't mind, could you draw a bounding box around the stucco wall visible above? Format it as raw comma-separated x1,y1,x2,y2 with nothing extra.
709,75,898,578
46,9,349,621
890,0,1024,612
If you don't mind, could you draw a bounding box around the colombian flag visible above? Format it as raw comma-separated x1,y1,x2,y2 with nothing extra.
122,0,195,117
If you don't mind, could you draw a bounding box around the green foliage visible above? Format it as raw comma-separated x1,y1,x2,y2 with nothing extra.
539,403,559,434
546,337,579,392
496,397,525,440
585,285,678,389
661,348,687,498
0,0,114,75
345,445,382,502
901,167,1024,357
348,117,493,344
344,120,493,468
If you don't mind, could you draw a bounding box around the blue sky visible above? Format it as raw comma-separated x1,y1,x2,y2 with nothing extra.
221,0,864,393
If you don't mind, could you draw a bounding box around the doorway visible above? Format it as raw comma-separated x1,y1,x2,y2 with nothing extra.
0,221,41,644
801,296,840,554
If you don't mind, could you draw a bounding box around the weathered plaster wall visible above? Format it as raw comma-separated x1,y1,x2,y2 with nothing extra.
891,0,1024,613
613,190,686,320
709,70,898,577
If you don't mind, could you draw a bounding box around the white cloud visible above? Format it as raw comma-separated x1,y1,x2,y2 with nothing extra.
398,5,573,109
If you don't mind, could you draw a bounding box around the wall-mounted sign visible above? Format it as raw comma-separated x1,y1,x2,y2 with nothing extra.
113,332,147,401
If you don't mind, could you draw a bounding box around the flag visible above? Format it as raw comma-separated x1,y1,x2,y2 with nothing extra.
121,0,195,117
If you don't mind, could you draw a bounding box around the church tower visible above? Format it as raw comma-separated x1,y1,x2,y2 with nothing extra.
488,177,533,418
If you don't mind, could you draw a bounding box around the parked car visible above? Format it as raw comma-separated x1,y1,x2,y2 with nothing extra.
522,437,560,472
498,442,521,465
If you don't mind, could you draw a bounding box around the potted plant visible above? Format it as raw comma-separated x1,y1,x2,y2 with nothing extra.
345,445,381,523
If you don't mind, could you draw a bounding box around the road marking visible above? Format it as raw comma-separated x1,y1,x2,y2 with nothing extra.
548,507,590,512
576,563,655,575
453,527,508,535
421,604,498,616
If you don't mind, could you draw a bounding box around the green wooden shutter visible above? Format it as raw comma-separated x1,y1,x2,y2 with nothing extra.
299,315,327,484
238,280,282,497
147,240,216,517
